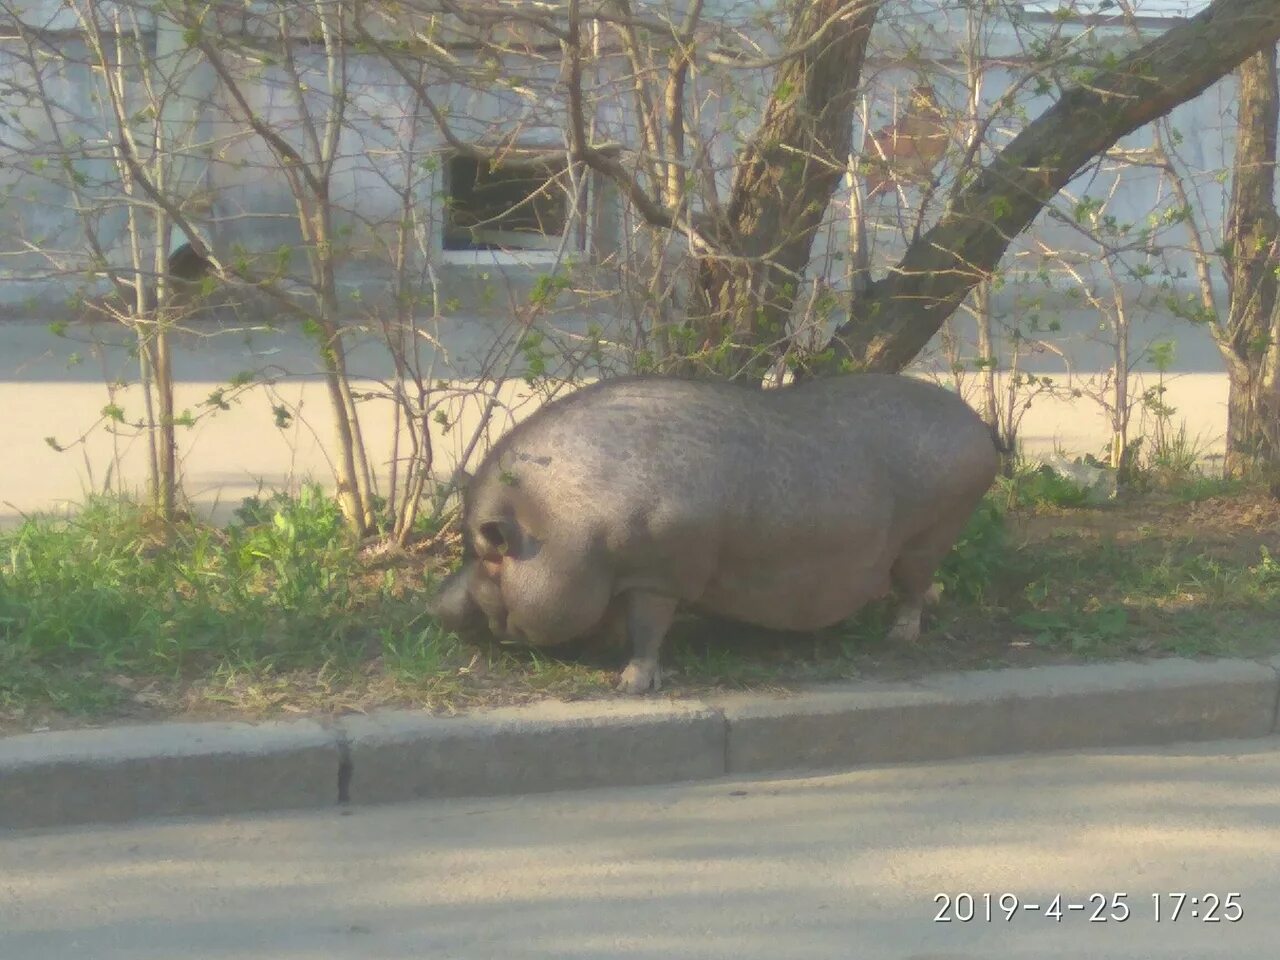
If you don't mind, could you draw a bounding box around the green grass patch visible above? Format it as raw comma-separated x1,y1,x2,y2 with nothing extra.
0,488,464,718
943,502,1280,662
1161,474,1248,503
1000,464,1095,509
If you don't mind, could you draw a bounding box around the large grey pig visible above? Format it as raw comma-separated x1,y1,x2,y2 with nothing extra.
430,374,999,693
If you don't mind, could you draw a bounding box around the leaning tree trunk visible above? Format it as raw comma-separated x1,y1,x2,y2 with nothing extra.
688,0,879,381
824,0,1280,374
1222,45,1280,479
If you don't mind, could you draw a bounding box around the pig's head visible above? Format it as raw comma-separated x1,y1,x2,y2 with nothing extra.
429,459,615,649
428,514,521,641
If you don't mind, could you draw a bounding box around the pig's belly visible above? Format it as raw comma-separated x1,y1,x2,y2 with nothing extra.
695,553,893,631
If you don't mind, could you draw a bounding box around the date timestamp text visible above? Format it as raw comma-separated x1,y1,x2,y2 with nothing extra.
933,892,1243,923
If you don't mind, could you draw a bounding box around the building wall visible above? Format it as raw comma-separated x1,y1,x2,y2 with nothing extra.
0,0,1257,379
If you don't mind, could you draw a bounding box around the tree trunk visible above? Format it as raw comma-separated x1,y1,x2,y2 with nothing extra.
1226,358,1280,478
1222,45,1280,478
825,0,1280,374
688,0,879,380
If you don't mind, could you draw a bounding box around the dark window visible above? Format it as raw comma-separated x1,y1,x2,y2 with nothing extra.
444,155,574,253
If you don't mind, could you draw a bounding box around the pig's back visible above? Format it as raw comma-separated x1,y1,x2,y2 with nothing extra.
470,375,995,545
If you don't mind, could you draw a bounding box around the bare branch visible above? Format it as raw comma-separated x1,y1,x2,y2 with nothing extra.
833,0,1280,373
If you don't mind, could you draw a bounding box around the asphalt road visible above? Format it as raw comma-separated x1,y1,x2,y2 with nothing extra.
1,318,1231,526
2,737,1278,959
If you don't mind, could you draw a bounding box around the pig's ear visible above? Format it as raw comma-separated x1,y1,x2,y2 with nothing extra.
477,518,519,559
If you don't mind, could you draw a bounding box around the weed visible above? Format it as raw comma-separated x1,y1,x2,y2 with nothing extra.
0,489,459,718
1013,605,1129,655
1253,546,1280,586
227,484,354,613
669,641,780,686
999,460,1092,509
1164,474,1245,503
936,496,1008,604
380,622,463,685
1145,420,1208,477
995,527,1280,662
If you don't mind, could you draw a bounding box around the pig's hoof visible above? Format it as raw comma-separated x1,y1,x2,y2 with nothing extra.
617,660,661,694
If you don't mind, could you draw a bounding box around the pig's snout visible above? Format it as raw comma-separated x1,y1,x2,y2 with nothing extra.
428,567,483,634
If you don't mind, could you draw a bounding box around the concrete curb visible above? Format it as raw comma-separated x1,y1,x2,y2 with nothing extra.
3,656,1279,830
339,700,725,806
716,658,1280,774
0,720,336,830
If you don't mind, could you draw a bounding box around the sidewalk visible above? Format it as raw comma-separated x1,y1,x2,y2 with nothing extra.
0,318,1231,526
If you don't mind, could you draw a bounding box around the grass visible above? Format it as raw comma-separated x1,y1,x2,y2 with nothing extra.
0,488,464,721
997,534,1279,657
2,475,1278,731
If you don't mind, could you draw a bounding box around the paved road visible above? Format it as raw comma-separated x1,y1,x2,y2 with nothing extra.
3,737,1277,959
0,318,1231,526
0,318,536,526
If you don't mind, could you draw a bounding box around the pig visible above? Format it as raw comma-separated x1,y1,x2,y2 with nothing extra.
430,374,999,693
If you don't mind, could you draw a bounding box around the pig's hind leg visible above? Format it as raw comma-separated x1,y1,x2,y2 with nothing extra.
615,591,679,694
886,517,966,644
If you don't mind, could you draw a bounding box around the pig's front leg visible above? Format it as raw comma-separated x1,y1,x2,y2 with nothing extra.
616,591,678,694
